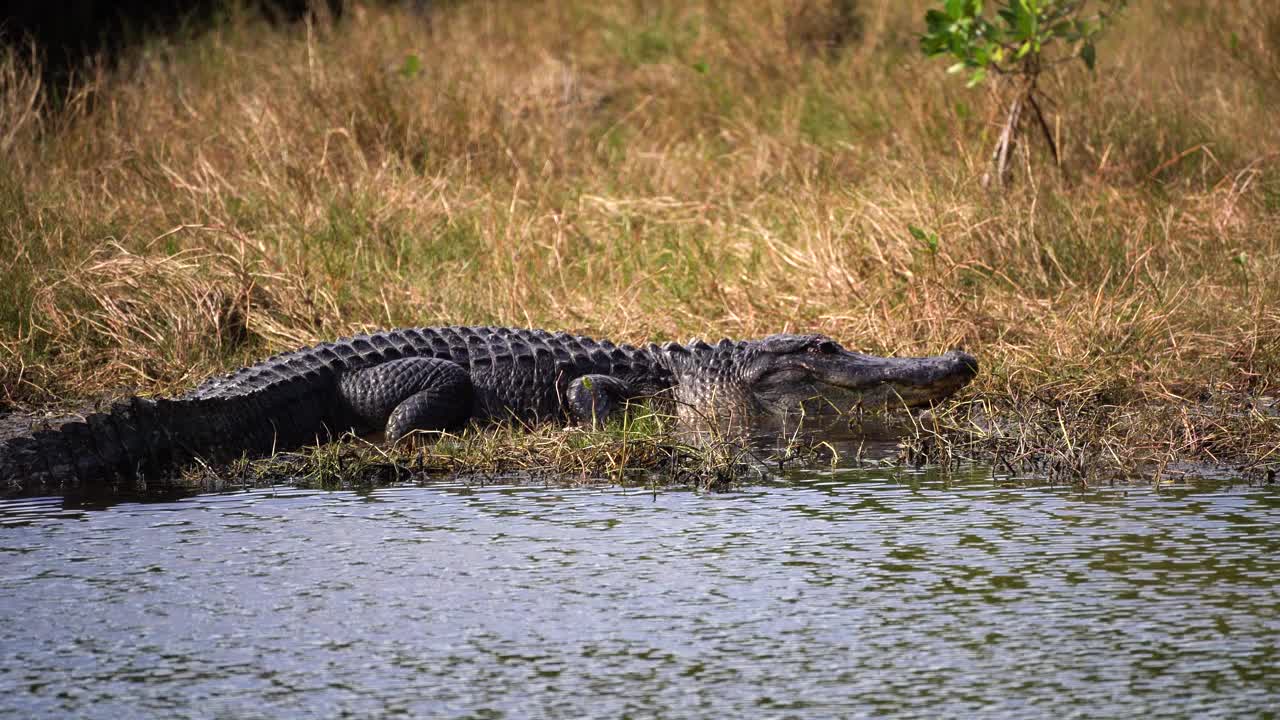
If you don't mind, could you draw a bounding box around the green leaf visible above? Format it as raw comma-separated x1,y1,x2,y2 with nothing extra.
1016,1,1036,37
973,43,990,65
967,67,988,86
925,9,950,33
909,226,941,253
691,60,709,74
399,53,422,79
1081,40,1096,70
947,61,968,74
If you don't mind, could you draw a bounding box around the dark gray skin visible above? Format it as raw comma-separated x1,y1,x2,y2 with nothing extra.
0,326,977,495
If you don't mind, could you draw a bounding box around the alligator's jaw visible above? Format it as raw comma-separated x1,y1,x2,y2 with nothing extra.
668,340,979,430
758,348,979,420
815,349,980,410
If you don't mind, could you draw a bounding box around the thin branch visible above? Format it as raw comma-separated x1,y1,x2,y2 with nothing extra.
1026,89,1060,167
987,93,1024,188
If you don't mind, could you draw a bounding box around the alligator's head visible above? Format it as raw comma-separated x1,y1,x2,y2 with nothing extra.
664,333,978,424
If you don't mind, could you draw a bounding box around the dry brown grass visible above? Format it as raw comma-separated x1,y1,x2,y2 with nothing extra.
2,0,1278,482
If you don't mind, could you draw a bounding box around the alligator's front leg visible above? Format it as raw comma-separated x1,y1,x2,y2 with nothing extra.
566,374,637,427
338,357,474,441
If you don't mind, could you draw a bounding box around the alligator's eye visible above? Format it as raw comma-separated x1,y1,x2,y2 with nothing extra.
810,340,841,354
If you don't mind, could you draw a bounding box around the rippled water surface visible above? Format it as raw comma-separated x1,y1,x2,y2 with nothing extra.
1,466,1277,719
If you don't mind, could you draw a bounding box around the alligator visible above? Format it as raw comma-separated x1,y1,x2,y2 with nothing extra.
0,326,978,494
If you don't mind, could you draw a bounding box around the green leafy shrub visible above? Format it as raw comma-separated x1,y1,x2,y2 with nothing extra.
920,0,1128,185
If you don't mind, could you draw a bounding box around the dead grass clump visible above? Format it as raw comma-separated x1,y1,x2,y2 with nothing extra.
8,230,342,402
785,0,865,57
0,44,43,159
901,394,1280,486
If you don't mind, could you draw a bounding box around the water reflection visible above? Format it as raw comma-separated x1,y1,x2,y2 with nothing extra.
0,464,1276,718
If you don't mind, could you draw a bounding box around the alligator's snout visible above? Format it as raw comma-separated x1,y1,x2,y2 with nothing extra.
821,345,979,408
893,348,979,399
944,349,979,381
742,335,980,415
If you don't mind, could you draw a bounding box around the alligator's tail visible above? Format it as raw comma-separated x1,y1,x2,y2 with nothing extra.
0,393,304,497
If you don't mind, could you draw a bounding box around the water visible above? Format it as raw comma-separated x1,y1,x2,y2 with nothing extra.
0,467,1277,719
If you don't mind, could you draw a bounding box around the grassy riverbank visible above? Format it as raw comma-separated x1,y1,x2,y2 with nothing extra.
2,0,1278,485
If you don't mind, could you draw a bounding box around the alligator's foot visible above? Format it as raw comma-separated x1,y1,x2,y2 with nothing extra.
338,357,475,442
566,374,636,427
